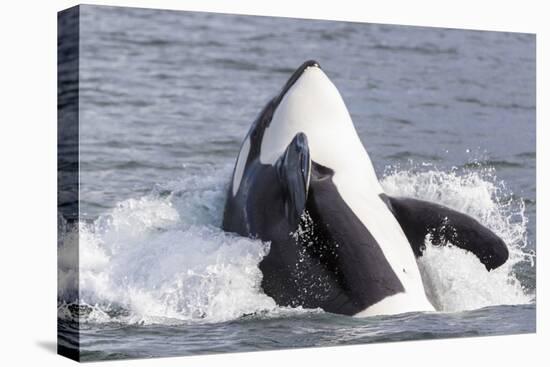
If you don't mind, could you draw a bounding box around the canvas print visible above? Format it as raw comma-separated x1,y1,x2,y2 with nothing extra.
57,4,536,361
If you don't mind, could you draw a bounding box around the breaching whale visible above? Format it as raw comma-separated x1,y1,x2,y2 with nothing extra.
222,60,509,317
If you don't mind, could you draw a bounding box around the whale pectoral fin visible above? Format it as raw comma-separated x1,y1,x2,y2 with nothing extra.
276,133,312,231
381,194,509,271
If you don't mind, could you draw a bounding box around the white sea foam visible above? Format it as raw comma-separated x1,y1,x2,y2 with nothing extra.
381,167,534,311
58,165,534,324
59,166,278,324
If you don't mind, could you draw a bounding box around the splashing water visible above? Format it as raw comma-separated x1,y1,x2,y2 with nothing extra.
381,166,534,311
58,165,534,324
59,166,278,324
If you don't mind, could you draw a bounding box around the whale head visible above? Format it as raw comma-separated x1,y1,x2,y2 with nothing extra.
232,60,380,197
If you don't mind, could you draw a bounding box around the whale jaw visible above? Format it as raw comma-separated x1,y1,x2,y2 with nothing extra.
262,67,358,161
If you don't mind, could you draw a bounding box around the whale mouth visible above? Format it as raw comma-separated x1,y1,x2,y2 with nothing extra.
276,60,321,103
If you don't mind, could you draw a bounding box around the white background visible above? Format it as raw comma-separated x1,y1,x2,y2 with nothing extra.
0,0,546,365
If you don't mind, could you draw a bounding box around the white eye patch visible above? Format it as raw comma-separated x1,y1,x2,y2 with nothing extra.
232,136,250,196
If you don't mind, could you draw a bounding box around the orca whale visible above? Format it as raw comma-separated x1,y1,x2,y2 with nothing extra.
222,60,509,317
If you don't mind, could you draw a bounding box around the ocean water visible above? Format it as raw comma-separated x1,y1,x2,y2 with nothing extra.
57,5,536,361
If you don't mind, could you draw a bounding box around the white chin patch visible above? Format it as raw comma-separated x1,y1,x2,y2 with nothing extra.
259,66,380,189
259,66,354,165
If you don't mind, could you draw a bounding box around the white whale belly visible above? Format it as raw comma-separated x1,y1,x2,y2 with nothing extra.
354,292,435,317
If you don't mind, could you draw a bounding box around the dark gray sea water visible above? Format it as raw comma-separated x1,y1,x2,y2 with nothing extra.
58,5,536,361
